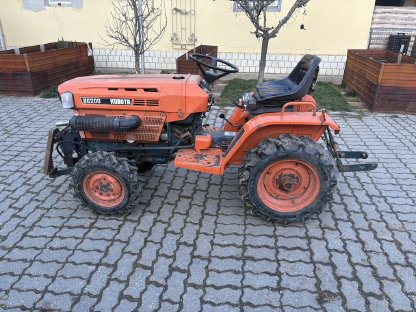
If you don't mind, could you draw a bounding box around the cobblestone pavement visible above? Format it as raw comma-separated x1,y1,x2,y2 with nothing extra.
0,95,416,312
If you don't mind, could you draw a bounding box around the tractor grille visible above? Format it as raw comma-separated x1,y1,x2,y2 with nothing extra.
84,113,166,143
113,114,165,142
133,99,160,106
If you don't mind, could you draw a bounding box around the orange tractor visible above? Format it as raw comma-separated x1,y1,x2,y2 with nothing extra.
44,54,377,222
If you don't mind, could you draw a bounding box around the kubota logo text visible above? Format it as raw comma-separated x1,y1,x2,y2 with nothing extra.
81,98,132,105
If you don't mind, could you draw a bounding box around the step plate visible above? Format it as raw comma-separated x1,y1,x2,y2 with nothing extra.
174,148,223,175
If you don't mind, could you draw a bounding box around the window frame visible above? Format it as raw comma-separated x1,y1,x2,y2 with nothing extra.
47,0,73,7
233,0,282,13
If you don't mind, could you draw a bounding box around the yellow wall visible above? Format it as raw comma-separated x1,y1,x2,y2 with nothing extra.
0,0,376,55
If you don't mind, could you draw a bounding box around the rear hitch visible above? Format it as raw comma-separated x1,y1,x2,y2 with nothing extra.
323,128,378,173
337,163,378,173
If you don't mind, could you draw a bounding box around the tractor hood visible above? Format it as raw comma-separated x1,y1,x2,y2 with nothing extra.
57,74,209,115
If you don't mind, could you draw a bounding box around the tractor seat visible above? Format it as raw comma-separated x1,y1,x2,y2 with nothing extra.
254,55,321,107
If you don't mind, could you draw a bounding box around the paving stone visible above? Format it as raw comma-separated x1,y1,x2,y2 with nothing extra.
162,271,187,302
148,256,173,284
139,284,164,311
48,276,86,295
0,275,19,292
14,275,51,292
36,293,74,312
72,295,97,312
355,265,381,295
382,279,412,311
1,97,416,311
124,267,152,298
182,287,203,311
4,289,41,310
340,279,366,311
114,299,139,312
210,257,243,273
243,287,281,307
205,287,241,305
207,271,243,288
112,253,136,280
83,266,112,296
24,261,62,278
94,281,124,312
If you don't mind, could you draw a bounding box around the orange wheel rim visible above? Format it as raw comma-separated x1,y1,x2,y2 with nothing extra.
82,171,126,208
256,160,320,213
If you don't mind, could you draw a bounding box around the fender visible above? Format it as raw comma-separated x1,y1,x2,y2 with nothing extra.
221,110,340,170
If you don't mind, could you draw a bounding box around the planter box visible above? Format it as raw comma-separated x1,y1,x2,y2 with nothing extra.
0,42,94,96
343,49,416,114
176,45,218,75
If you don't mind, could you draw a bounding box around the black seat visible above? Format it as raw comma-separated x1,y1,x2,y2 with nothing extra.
254,54,321,106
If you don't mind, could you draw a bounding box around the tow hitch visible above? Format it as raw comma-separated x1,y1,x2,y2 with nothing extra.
323,128,378,173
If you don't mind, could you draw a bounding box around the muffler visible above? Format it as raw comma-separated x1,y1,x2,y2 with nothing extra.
69,115,141,132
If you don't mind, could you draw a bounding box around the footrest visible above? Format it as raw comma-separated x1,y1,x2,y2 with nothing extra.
174,148,223,175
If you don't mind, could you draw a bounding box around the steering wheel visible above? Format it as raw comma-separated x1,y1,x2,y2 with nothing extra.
189,54,239,84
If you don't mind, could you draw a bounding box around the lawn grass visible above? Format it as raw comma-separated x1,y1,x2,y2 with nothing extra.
220,78,258,106
313,82,350,111
39,85,59,98
220,79,350,111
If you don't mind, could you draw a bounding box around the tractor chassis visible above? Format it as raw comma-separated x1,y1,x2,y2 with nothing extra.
44,123,377,179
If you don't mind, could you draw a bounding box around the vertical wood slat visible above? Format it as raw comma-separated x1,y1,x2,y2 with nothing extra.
343,49,416,114
0,42,94,96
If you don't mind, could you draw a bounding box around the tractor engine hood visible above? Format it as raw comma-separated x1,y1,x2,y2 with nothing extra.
57,74,209,114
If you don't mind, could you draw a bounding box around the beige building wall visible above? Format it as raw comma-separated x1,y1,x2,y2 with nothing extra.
0,0,376,76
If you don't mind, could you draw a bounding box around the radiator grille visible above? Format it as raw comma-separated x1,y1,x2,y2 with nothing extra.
113,115,165,142
85,113,166,143
133,99,160,106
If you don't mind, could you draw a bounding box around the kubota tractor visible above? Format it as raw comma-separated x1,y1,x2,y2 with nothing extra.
44,54,377,222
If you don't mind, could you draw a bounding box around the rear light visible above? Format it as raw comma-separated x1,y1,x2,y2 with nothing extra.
60,92,74,109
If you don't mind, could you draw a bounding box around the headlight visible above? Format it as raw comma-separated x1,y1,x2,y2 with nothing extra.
61,92,74,109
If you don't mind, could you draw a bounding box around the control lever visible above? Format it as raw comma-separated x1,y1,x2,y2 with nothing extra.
219,113,236,128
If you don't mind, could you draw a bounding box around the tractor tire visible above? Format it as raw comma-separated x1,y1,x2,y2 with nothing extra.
72,151,140,215
136,161,155,173
238,134,338,223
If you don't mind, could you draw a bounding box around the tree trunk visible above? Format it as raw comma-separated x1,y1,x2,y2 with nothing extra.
134,51,141,74
258,36,270,83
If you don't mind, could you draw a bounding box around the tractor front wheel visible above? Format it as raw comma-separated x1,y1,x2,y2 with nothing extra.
72,151,140,215
238,135,338,223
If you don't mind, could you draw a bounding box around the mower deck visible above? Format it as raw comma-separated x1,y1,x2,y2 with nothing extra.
174,148,224,175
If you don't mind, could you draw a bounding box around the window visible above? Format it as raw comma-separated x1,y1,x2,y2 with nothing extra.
48,0,73,6
233,0,282,13
23,0,82,11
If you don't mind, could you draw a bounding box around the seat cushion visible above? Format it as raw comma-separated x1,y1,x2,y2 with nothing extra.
255,78,296,100
253,55,321,105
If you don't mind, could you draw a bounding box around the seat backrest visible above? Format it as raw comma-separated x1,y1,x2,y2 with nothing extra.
288,54,320,86
253,54,321,105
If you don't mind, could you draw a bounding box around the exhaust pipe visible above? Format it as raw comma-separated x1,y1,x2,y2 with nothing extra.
69,115,141,132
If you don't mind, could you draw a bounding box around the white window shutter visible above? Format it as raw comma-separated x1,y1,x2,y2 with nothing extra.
23,0,45,11
72,0,83,9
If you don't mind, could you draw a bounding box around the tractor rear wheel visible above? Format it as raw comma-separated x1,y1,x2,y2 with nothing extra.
238,135,338,223
72,151,140,215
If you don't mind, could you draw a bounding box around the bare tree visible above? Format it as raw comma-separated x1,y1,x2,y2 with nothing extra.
233,0,310,82
104,0,167,74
